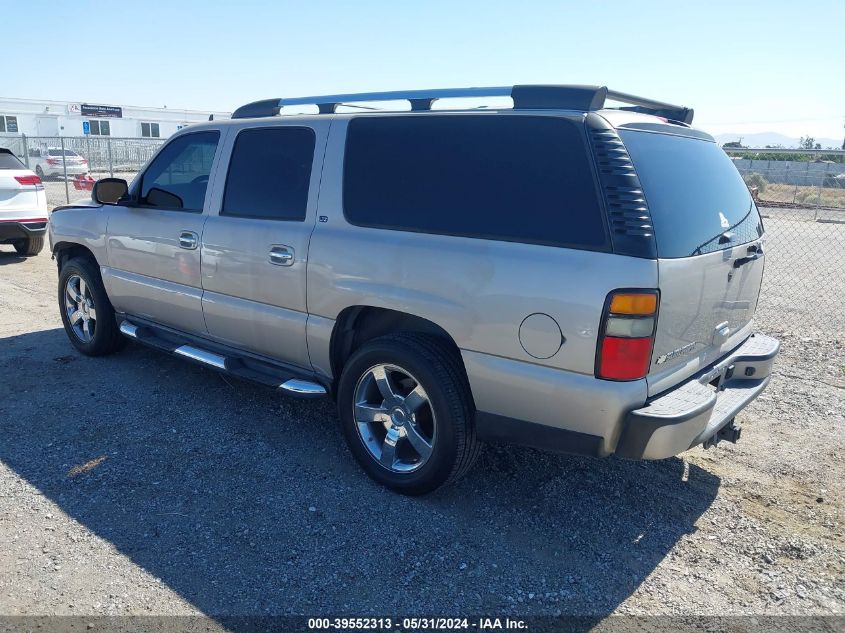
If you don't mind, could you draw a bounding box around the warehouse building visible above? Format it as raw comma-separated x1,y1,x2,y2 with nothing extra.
0,97,230,139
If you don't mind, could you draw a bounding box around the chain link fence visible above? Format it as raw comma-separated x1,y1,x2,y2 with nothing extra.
0,134,164,208
730,155,845,212
724,151,845,336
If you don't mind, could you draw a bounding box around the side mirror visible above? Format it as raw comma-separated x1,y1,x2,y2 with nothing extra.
93,178,129,205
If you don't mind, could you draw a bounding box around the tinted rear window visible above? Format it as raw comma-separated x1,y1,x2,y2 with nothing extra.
620,130,763,258
343,116,607,250
0,150,25,169
48,149,79,157
222,127,315,221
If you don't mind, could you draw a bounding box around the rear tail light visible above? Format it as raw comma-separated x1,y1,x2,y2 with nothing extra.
596,290,659,381
46,158,59,165
14,175,42,186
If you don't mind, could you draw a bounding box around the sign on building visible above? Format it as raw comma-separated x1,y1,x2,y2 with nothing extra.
81,104,123,118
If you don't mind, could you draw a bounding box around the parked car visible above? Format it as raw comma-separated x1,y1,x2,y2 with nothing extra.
0,148,48,256
48,85,779,494
28,147,88,180
823,173,845,188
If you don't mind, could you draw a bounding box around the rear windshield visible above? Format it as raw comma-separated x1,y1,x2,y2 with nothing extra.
48,149,79,157
0,150,25,169
620,130,763,258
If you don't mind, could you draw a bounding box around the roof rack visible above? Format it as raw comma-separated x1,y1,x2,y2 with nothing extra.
231,85,694,124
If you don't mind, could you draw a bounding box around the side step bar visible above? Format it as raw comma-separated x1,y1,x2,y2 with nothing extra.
119,320,327,399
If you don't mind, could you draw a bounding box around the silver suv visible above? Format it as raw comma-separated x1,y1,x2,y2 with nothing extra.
49,85,779,494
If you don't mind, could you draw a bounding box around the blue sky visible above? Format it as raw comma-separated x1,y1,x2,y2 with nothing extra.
4,0,843,141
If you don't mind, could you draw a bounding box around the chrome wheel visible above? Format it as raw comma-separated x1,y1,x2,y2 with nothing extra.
353,363,436,473
64,274,96,343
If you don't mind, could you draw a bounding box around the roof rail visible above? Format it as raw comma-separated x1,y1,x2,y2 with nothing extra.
231,85,694,124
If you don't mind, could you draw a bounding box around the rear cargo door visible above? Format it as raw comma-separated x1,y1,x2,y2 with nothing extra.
620,128,765,396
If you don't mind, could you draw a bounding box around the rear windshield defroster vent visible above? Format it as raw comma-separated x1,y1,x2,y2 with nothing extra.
587,115,657,259
591,129,637,177
605,186,651,237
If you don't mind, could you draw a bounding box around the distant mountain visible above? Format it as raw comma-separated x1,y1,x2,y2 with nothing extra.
714,131,842,150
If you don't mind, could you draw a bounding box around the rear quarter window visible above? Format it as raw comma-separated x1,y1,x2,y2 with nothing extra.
343,115,608,250
620,130,763,258
0,150,25,169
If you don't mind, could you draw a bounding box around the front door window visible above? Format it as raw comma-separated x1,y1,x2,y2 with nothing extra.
138,131,220,212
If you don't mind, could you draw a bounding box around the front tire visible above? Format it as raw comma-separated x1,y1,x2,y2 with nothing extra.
14,235,44,257
58,257,125,356
337,333,479,495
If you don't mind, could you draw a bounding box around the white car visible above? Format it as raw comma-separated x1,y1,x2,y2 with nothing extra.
0,148,48,256
28,147,88,180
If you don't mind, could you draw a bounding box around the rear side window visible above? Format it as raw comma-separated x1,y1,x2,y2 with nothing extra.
222,127,316,221
0,149,25,169
620,130,763,258
343,116,607,249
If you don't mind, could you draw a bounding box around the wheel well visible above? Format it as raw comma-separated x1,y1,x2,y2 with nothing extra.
330,306,463,380
53,242,97,271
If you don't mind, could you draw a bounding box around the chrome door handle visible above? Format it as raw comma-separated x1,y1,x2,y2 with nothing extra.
269,245,294,266
179,231,198,250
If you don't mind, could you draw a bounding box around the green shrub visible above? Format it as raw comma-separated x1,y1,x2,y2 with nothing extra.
795,190,822,205
744,172,768,193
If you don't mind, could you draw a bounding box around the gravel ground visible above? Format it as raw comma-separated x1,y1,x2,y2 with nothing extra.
0,211,843,621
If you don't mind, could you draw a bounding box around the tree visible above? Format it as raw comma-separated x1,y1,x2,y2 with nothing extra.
798,136,817,150
722,140,745,149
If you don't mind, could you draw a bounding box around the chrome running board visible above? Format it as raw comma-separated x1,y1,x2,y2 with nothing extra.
279,378,327,397
118,319,327,399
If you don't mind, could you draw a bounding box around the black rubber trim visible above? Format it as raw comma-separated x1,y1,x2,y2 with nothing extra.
615,401,714,460
475,411,604,457
0,222,48,241
731,348,780,364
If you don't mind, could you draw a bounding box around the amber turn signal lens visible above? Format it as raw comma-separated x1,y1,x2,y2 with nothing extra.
609,293,657,316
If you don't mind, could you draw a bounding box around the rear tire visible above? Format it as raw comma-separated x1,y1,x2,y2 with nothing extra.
337,333,479,495
14,236,44,257
58,256,125,356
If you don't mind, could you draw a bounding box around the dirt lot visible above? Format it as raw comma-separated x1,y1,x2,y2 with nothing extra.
0,213,843,621
757,183,845,210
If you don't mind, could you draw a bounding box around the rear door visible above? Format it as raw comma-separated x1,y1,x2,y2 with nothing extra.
200,121,328,369
104,129,222,334
620,128,765,395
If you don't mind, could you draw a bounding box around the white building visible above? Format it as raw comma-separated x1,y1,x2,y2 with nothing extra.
0,97,230,139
